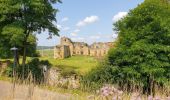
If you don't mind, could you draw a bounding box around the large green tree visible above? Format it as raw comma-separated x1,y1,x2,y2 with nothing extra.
0,0,61,66
84,0,170,95
109,0,170,94
0,33,37,59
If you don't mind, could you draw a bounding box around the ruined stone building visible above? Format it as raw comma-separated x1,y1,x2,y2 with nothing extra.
54,37,112,59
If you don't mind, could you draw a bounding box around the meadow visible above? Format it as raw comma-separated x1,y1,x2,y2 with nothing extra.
41,56,98,75
38,49,98,75
1,49,98,75
37,49,54,58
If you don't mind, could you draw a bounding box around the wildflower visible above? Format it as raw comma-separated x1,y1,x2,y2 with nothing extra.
154,96,161,100
131,93,141,100
102,90,109,96
113,87,118,92
148,95,153,100
109,91,114,95
112,96,117,100
136,96,142,100
112,96,121,100
117,96,121,100
166,96,170,100
117,90,123,95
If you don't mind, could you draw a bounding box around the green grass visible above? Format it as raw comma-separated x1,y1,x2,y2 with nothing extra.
37,49,54,58
40,56,98,75
1,53,98,75
0,76,11,81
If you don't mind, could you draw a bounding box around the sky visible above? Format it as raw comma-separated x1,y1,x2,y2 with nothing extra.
37,0,144,46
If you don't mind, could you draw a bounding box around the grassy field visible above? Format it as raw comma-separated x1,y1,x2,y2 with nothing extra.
37,49,54,58
40,56,98,75
1,49,98,75
37,49,98,74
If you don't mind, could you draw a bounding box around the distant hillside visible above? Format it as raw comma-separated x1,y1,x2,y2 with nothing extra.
37,46,54,50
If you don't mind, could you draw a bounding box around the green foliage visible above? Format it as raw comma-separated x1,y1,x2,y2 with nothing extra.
85,0,170,94
0,0,60,64
81,60,113,92
0,46,12,58
0,33,38,58
3,63,13,77
5,58,51,83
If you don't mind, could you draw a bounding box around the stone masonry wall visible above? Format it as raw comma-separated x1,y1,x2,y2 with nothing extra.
54,37,112,59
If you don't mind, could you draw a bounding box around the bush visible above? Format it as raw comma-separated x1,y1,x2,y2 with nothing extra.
83,0,170,95
81,59,112,92
4,58,51,83
3,63,13,77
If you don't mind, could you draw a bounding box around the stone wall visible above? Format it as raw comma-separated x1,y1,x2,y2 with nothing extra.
47,68,80,89
54,37,112,59
54,45,71,59
54,46,62,59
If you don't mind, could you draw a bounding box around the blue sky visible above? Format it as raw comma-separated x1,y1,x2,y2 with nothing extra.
37,0,144,46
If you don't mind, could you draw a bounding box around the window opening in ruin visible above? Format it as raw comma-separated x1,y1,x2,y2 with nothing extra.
81,51,83,55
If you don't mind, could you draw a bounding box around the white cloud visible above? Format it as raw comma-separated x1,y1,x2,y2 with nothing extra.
57,24,62,29
70,29,80,36
112,32,118,40
70,32,77,36
61,17,69,22
57,24,70,31
71,37,85,42
76,16,99,27
112,12,127,22
90,35,101,39
74,29,80,33
62,27,70,31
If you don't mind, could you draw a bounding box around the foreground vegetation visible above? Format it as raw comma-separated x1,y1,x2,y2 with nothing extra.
83,0,170,96
0,0,170,99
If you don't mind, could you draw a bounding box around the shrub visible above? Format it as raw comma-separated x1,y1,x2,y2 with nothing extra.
83,0,170,95
4,58,51,83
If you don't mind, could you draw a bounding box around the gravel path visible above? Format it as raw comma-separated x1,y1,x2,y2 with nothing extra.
0,81,78,100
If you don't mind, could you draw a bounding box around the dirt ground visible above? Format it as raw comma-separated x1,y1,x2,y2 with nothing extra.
0,81,77,100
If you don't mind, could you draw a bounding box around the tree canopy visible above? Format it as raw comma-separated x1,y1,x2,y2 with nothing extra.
0,0,61,64
109,0,170,94
85,0,170,95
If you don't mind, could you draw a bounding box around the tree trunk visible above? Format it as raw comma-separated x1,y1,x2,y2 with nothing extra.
22,29,30,67
16,51,20,66
22,28,30,79
22,44,26,67
21,43,26,79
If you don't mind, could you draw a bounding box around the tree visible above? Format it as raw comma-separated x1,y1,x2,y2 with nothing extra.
84,0,170,95
109,0,170,94
0,0,61,66
0,32,37,59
